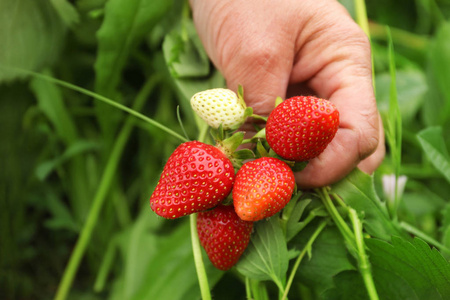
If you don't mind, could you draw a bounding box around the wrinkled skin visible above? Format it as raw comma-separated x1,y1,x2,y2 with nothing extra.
190,0,385,188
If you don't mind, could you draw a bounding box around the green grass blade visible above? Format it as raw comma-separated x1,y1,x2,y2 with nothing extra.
385,27,403,219
54,77,160,300
4,67,188,143
354,0,370,37
354,0,375,90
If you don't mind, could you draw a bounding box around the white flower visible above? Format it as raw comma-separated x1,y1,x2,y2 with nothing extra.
382,174,408,203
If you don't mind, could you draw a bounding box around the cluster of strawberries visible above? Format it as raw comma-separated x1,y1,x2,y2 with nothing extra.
150,88,339,270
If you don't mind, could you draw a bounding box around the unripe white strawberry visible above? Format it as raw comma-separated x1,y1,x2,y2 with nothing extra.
190,88,247,130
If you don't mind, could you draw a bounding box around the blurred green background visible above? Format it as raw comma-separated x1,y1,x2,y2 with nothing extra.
1,0,450,299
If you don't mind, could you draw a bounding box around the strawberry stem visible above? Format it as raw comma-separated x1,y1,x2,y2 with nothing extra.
190,214,212,300
190,126,213,300
317,187,356,250
54,76,159,300
4,67,189,143
349,209,380,300
245,277,253,300
250,114,268,122
281,221,327,300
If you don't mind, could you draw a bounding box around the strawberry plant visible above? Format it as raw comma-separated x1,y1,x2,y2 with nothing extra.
2,0,450,300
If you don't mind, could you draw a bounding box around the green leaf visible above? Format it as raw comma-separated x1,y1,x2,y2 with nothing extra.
35,140,100,181
109,214,223,300
384,27,403,193
243,107,254,119
293,225,356,296
291,161,308,172
323,271,369,300
233,149,255,160
49,0,80,27
256,140,269,157
417,126,450,184
0,0,66,83
163,20,210,78
236,217,288,287
44,192,79,232
221,131,245,153
242,128,266,145
169,68,226,133
275,96,283,107
440,204,450,260
284,198,313,242
93,0,173,145
375,69,427,124
323,236,450,300
331,168,404,240
367,236,450,299
30,71,79,145
161,14,226,133
94,0,172,96
424,21,450,125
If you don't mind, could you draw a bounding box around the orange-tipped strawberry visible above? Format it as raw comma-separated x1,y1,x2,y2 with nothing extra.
265,96,339,161
197,205,253,270
150,141,235,219
233,157,295,221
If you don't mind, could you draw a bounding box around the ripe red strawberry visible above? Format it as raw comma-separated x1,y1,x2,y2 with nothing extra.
150,141,235,219
233,157,295,221
265,96,339,161
197,205,253,270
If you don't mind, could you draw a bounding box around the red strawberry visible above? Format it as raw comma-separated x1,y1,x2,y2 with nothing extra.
265,96,339,161
197,205,253,270
233,157,295,221
150,141,235,219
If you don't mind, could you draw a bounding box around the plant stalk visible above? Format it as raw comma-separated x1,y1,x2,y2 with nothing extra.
190,214,212,300
400,221,450,256
349,209,379,300
4,68,188,143
281,221,327,300
54,77,158,300
317,188,356,250
189,122,212,300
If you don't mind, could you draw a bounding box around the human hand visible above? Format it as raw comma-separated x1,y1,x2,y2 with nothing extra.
190,0,385,188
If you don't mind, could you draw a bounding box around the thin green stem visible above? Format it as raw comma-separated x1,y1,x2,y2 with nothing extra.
177,105,191,141
331,193,349,211
400,222,450,256
188,120,213,300
54,77,158,300
281,221,327,300
190,214,211,300
250,114,268,122
354,0,370,38
368,22,429,52
349,209,379,300
198,123,209,145
354,0,375,90
4,67,188,143
250,279,269,300
245,277,252,300
317,188,356,250
386,27,403,222
295,210,318,233
93,237,119,292
272,277,286,297
111,184,132,227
